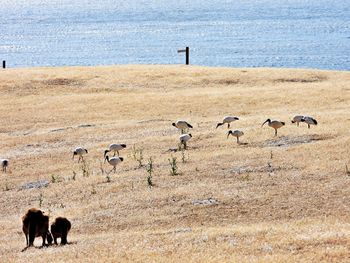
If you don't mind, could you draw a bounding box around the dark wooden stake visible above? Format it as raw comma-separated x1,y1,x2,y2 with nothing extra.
177,47,190,65
2,60,5,69
185,47,189,65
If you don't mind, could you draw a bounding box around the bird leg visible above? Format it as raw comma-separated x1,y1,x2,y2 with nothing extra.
117,151,120,156
228,123,230,129
236,137,239,144
113,152,116,157
308,124,310,129
274,129,277,136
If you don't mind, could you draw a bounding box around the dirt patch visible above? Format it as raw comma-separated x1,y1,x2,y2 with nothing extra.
201,78,240,86
274,75,326,83
262,134,332,148
44,78,84,86
229,163,297,175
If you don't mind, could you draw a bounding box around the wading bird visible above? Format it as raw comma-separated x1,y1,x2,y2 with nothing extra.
172,120,193,134
291,115,304,126
104,143,126,157
262,119,285,136
216,116,239,129
301,116,317,128
105,155,123,173
227,130,244,143
179,133,192,150
72,147,88,162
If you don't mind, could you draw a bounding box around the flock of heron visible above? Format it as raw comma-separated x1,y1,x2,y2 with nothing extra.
0,115,317,174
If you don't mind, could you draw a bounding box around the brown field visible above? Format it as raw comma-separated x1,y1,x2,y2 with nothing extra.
0,65,349,262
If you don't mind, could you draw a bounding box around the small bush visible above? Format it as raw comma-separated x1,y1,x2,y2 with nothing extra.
146,157,154,188
169,156,180,176
132,145,144,168
38,193,43,207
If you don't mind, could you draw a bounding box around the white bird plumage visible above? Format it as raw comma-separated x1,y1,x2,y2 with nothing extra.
105,155,124,173
291,115,304,126
227,130,244,143
1,159,9,173
72,147,88,162
104,143,126,157
179,133,192,149
262,119,285,136
216,116,239,129
301,116,318,129
172,120,193,134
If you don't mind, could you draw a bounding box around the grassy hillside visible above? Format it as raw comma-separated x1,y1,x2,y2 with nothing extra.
0,65,349,262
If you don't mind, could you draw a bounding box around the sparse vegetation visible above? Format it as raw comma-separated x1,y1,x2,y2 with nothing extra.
168,156,180,176
132,145,144,168
38,193,44,207
180,147,188,163
80,159,90,177
0,66,349,262
72,171,77,181
146,157,154,188
51,174,62,183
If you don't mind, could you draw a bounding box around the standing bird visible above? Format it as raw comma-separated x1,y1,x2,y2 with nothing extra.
179,133,192,150
216,116,239,129
72,147,88,163
262,119,285,136
172,120,193,134
104,143,126,157
291,115,304,127
301,116,317,129
1,159,9,172
227,130,244,143
105,155,123,173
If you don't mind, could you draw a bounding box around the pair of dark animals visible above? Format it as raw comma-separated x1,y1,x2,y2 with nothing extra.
22,208,71,249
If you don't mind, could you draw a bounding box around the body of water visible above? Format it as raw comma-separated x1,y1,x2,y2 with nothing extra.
0,0,349,70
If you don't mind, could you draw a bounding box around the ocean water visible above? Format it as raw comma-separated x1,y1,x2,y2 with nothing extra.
0,0,349,70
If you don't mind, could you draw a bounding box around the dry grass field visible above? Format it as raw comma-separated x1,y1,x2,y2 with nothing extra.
0,65,349,262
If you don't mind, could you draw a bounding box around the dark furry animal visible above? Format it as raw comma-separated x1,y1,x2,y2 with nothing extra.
51,217,71,245
22,208,50,247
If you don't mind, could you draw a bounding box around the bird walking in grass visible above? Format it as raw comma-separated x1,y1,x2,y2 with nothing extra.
262,119,285,136
179,133,192,150
105,155,123,173
301,116,317,129
104,143,126,157
227,130,244,143
216,116,239,129
1,159,9,172
72,147,88,163
291,115,304,126
172,120,193,134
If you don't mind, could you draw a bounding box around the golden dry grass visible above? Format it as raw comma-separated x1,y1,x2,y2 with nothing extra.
0,65,349,262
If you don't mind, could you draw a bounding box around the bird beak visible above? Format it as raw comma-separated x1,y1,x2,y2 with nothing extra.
227,131,231,139
72,153,74,160
261,120,267,127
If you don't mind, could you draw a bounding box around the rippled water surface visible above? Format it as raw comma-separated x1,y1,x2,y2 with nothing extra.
0,0,349,69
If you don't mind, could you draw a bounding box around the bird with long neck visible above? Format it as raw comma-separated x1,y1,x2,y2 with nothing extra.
262,119,285,136
227,130,244,143
216,116,239,129
301,116,317,129
172,120,193,134
105,155,124,173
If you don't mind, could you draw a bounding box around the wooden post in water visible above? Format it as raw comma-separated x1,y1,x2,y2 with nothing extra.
2,60,5,69
177,47,189,65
